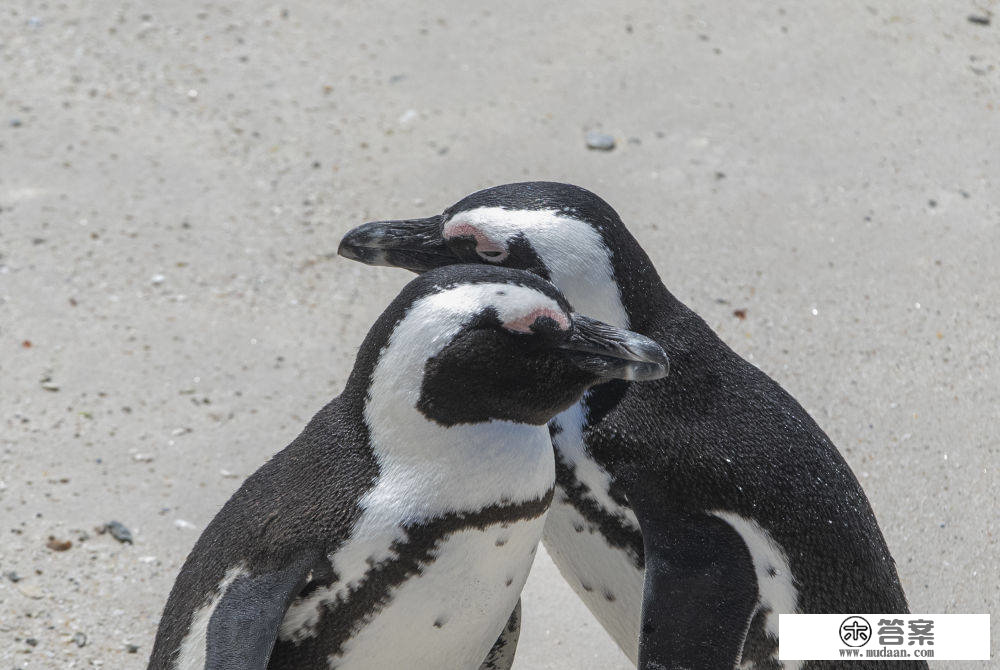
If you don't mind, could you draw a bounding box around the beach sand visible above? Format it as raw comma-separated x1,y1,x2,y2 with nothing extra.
1,2,996,667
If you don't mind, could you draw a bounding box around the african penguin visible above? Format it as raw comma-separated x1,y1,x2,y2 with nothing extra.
339,182,926,670
147,263,668,670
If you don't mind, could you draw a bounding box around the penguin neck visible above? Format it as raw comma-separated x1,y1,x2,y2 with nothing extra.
356,296,554,517
613,257,687,338
363,374,553,517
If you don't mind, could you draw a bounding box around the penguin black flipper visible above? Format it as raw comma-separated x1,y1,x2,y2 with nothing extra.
479,599,521,670
633,500,758,670
205,549,325,670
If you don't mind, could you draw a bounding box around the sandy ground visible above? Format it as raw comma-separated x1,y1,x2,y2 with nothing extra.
1,1,998,668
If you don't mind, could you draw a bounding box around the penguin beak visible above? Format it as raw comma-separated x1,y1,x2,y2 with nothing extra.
338,215,457,273
560,315,669,382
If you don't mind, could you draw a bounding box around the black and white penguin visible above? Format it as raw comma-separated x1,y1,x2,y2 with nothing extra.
147,263,667,670
339,182,926,670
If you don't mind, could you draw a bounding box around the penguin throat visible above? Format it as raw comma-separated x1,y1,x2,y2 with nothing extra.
362,286,556,514
555,276,629,330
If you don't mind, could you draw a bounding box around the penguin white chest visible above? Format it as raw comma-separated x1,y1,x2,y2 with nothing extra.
541,402,645,664
330,516,544,670
274,501,548,670
276,416,556,670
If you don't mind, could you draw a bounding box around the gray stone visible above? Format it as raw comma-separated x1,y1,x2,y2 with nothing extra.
585,131,615,151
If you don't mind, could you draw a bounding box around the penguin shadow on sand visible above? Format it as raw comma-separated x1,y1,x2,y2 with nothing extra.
146,264,667,670
340,181,928,670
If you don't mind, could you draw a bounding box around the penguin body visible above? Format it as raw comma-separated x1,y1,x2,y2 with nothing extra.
340,182,926,670
147,264,668,670
542,398,645,656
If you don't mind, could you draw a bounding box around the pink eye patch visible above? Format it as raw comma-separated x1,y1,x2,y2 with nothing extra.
503,307,570,333
443,222,507,256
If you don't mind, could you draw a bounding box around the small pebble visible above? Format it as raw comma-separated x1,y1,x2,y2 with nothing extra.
73,631,87,648
40,376,60,392
174,519,197,530
104,520,133,544
968,14,991,26
150,274,165,285
10,118,22,127
46,536,72,551
585,131,615,151
17,583,44,599
26,638,38,647
125,644,139,653
6,570,22,582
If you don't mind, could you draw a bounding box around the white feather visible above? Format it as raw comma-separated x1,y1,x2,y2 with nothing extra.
444,207,629,328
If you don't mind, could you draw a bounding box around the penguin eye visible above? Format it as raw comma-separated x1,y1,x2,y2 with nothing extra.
443,220,508,262
528,315,564,336
501,307,570,335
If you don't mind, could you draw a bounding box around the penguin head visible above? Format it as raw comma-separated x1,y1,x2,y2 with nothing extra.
339,182,645,327
356,265,666,427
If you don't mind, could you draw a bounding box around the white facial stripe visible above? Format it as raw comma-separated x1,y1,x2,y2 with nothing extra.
478,284,568,333
402,281,568,336
444,207,629,328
